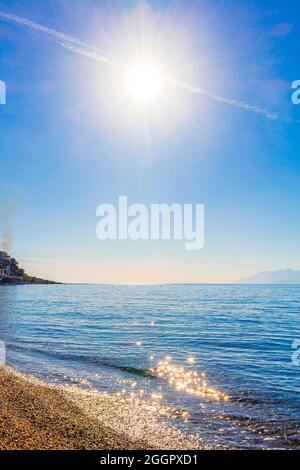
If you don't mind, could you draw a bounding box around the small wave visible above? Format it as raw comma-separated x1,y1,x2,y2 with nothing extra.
7,343,151,377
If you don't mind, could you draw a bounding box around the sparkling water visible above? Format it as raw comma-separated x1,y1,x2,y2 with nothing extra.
0,284,299,449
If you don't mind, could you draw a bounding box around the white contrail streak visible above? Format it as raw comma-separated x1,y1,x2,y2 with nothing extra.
0,10,118,67
0,9,279,121
168,79,279,120
60,43,122,68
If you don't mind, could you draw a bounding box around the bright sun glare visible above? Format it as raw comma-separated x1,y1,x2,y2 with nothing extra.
127,63,164,104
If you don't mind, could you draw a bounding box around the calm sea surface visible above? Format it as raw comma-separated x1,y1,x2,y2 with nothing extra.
0,284,299,449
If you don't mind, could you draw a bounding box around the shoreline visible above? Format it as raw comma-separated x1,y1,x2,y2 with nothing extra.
0,366,200,450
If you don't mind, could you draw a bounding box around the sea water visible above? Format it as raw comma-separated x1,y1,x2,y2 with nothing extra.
0,284,299,449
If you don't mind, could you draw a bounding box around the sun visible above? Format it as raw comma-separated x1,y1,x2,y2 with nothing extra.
127,63,164,104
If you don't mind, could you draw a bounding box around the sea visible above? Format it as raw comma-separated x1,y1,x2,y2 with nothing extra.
0,283,299,449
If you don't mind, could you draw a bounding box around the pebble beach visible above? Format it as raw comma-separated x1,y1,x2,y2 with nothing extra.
0,366,200,450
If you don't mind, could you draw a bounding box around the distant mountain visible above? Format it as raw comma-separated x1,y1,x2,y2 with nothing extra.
238,269,300,284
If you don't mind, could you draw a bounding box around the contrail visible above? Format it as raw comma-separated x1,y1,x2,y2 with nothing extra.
168,79,279,120
0,10,119,67
0,9,280,121
60,43,123,69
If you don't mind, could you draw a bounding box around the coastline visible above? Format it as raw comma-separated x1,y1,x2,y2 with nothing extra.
0,366,200,450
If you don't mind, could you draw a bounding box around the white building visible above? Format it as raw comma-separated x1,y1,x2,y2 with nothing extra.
0,252,11,278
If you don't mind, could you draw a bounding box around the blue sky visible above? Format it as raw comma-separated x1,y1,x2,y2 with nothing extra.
0,0,299,283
